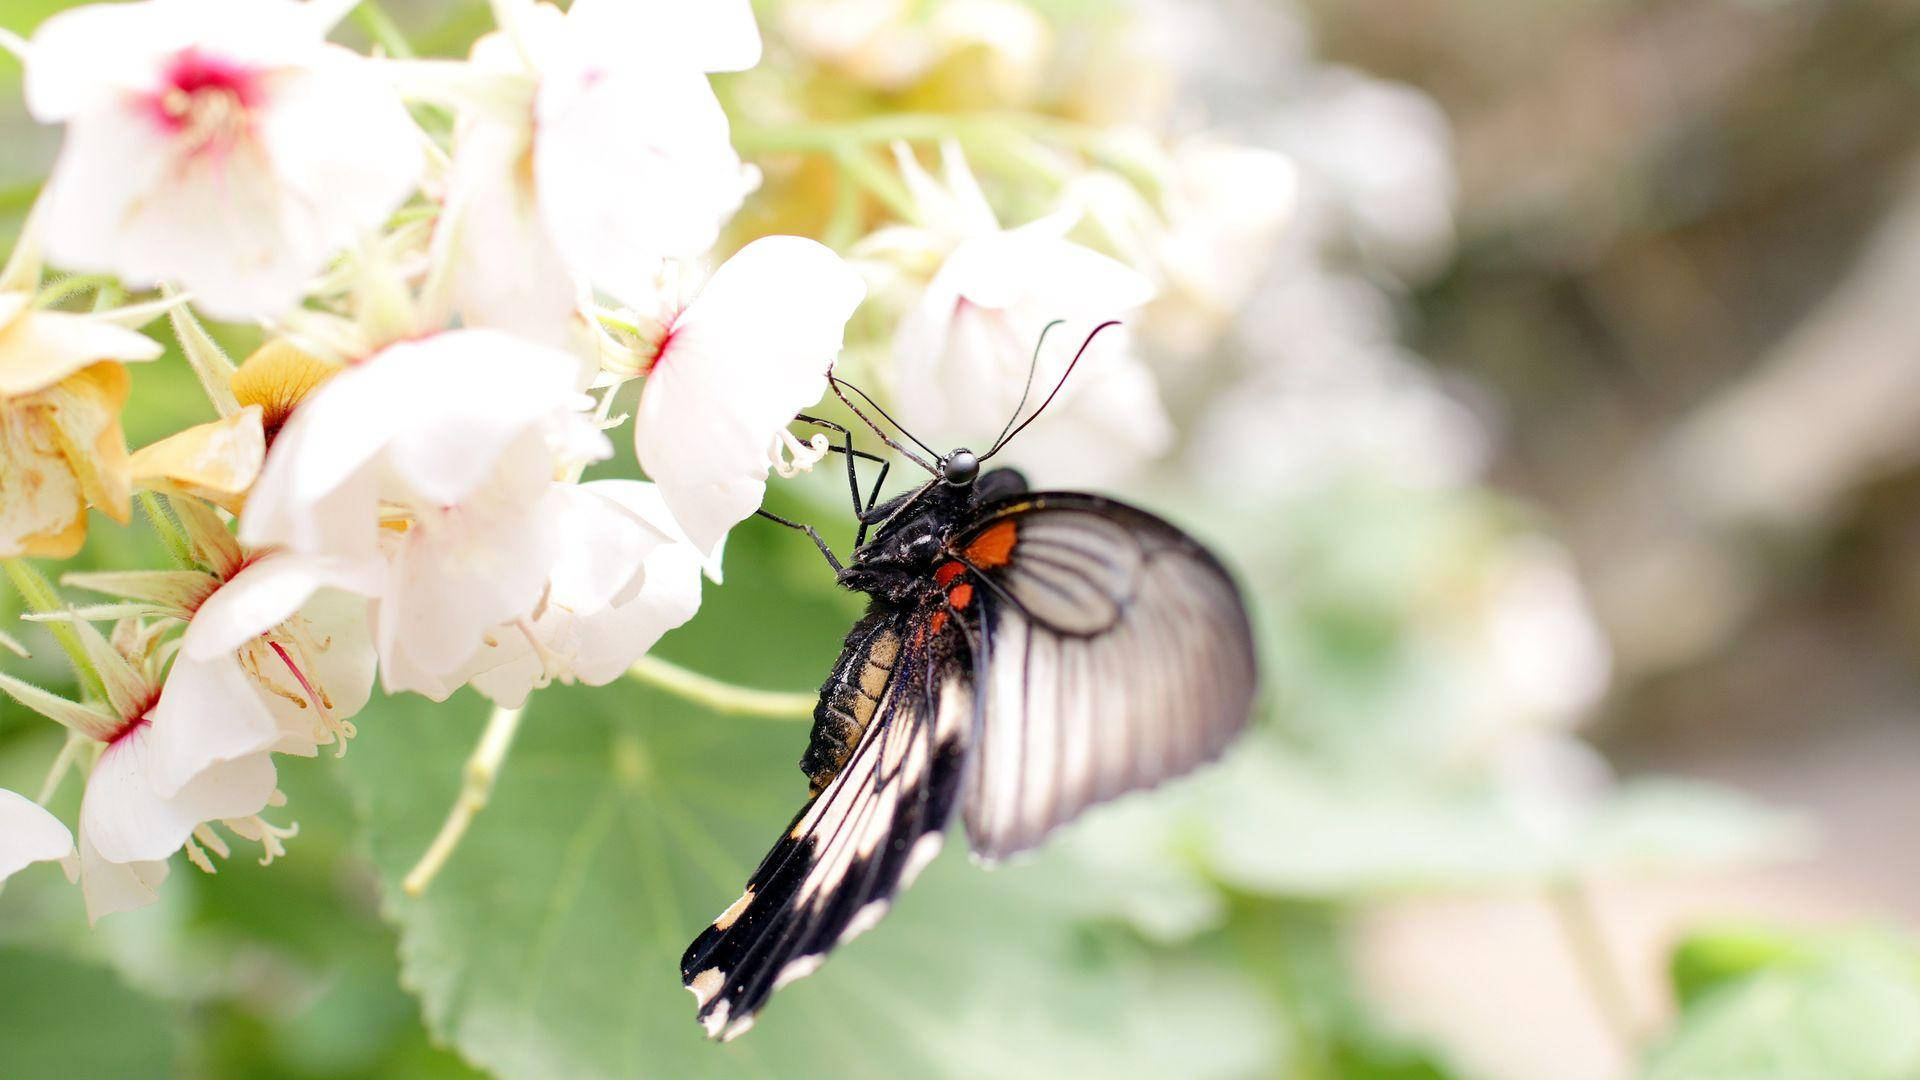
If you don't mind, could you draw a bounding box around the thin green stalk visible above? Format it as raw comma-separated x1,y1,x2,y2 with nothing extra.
36,732,86,805
733,111,1109,156
821,167,864,251
32,274,116,309
1550,880,1639,1054
2,559,109,704
91,281,125,313
832,144,922,225
626,655,815,719
138,493,195,568
403,702,525,896
349,0,416,59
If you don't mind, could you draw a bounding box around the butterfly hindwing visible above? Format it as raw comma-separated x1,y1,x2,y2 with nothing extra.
950,493,1258,862
680,607,969,1041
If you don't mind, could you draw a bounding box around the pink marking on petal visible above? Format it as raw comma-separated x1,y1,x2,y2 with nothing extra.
140,47,268,157
164,49,267,109
106,715,153,748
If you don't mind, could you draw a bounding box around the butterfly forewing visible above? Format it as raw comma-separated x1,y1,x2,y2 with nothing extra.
953,495,1258,862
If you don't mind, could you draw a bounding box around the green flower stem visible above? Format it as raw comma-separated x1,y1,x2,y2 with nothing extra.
137,492,195,568
1549,880,1640,1054
734,111,1165,220
821,167,864,251
91,281,125,313
2,559,109,704
403,701,525,897
32,274,117,309
349,0,416,59
626,655,815,719
830,143,922,225
35,732,85,805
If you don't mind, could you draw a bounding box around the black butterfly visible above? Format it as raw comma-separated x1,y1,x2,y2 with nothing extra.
680,324,1259,1041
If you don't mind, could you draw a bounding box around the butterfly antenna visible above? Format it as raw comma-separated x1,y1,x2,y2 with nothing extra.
980,320,1122,462
986,319,1064,457
829,371,939,473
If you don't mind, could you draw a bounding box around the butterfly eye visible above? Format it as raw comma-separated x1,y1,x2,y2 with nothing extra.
939,449,979,486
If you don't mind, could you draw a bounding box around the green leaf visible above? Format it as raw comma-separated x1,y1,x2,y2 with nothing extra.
1051,732,1807,902
338,532,1279,1080
1649,934,1920,1080
1669,926,1812,1008
0,947,180,1080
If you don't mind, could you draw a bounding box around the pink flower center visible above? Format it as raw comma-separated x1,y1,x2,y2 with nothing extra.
106,714,152,748
146,48,266,157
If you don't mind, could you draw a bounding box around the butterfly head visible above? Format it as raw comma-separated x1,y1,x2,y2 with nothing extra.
938,448,979,487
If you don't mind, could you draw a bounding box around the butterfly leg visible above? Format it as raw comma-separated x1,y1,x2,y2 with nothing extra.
794,414,892,547
795,414,888,518
755,509,844,573
853,459,891,547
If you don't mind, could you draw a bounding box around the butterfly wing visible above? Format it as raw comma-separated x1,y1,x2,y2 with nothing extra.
949,493,1258,862
680,607,970,1041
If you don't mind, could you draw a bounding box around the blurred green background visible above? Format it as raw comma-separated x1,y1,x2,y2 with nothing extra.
5,1,1920,1078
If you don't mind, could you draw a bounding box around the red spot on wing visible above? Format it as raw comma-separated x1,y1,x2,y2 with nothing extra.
948,583,974,609
928,610,950,637
963,521,1018,568
934,561,966,587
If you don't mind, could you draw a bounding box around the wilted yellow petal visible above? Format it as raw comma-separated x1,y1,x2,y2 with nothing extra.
129,406,266,513
0,362,137,558
0,294,163,398
0,421,89,553
231,339,343,443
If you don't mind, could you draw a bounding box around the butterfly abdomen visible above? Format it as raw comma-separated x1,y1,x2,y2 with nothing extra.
801,608,905,793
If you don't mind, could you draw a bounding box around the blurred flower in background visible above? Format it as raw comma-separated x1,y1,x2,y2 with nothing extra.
2,0,1917,1079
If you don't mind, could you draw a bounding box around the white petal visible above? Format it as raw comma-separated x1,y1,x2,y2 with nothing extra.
0,789,74,884
890,224,1164,480
546,482,670,613
535,63,755,286
438,109,580,347
567,527,704,685
81,726,277,864
566,0,762,73
377,331,600,506
377,474,568,683
465,479,703,705
296,587,377,721
0,307,164,397
24,1,174,120
182,550,378,659
635,237,865,556
240,329,595,556
143,653,284,798
76,834,169,925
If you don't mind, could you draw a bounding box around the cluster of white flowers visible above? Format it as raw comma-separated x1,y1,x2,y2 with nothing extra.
0,0,872,920
1,0,1304,922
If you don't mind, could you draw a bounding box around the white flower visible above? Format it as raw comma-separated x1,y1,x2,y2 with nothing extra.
23,0,423,320
630,236,866,558
0,789,74,887
0,616,293,922
69,498,380,757
1270,68,1457,283
240,329,610,693
874,143,1171,486
1071,137,1299,357
432,0,761,344
459,481,707,707
181,555,378,755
